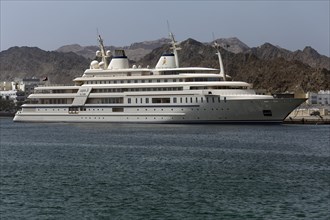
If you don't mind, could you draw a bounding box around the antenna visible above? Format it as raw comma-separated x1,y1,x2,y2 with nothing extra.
96,30,109,69
212,33,226,81
167,20,171,34
167,21,181,68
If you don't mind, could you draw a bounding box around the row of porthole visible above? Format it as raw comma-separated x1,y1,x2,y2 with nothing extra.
127,117,178,120
126,117,227,120
38,109,63,111
136,108,230,111
81,117,105,120
78,116,228,120
37,108,105,112
36,107,230,113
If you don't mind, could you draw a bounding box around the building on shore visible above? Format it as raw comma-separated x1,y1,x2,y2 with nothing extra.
0,78,44,102
307,90,330,106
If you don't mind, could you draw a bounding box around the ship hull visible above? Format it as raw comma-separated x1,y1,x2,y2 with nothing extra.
13,98,306,123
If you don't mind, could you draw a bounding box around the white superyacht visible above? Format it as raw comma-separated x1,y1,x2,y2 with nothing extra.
14,33,306,123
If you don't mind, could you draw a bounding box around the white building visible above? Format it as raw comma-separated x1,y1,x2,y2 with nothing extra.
0,78,43,102
0,89,25,102
307,90,330,105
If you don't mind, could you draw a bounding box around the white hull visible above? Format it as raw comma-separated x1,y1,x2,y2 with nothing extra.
14,98,305,123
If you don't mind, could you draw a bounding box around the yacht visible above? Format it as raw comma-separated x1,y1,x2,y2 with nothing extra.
13,33,306,123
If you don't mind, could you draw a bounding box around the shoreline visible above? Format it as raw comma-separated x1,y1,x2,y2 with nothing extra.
283,116,330,125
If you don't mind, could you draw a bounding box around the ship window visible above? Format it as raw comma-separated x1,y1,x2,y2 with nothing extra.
134,80,138,83
212,97,215,103
180,97,182,103
103,98,124,103
152,98,170,103
224,97,227,102
173,79,176,82
201,97,204,103
263,110,272,116
173,97,177,103
140,98,143,103
128,98,131,104
196,97,198,102
206,98,209,103
127,80,131,83
190,97,193,103
136,98,138,103
149,80,152,83
146,98,149,103
185,97,188,103
112,108,124,112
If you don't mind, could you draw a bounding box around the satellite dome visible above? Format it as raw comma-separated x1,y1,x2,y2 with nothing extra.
90,60,99,69
106,50,111,56
96,50,102,57
99,61,105,69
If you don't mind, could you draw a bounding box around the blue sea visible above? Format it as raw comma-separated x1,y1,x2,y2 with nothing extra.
0,117,329,219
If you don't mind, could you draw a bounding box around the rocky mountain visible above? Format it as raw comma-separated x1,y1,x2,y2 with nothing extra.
56,44,101,59
56,38,171,61
57,37,329,71
1,39,329,93
137,38,329,93
0,46,89,84
247,43,330,70
210,37,250,54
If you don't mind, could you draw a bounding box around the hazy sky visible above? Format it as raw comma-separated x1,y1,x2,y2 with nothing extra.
1,0,329,56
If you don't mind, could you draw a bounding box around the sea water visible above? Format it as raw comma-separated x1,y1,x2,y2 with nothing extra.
0,117,329,219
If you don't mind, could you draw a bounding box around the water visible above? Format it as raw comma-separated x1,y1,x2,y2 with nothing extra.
0,117,329,219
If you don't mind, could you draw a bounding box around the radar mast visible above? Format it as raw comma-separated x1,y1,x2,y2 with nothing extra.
167,21,181,68
212,37,226,81
97,34,110,69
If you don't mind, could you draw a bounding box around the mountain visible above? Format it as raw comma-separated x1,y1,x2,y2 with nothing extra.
1,39,329,93
56,38,171,61
56,44,100,59
247,43,330,70
0,46,89,84
57,37,329,71
137,38,329,93
210,37,250,54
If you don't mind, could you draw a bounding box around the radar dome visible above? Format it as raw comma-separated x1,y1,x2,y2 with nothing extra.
96,50,102,57
99,61,105,69
106,50,111,56
90,60,99,69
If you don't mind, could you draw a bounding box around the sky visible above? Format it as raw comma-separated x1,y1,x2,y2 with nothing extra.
1,0,329,56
